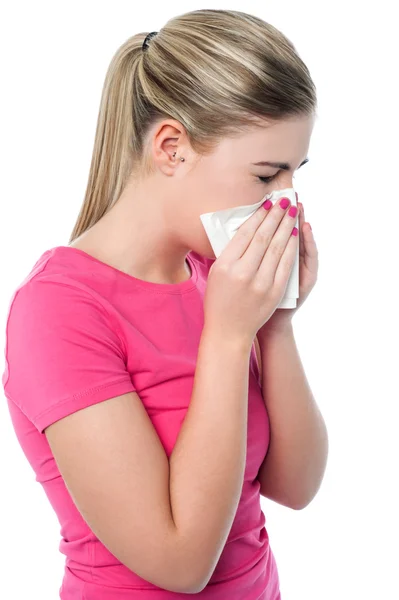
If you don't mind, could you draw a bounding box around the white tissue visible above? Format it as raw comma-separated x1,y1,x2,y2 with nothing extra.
200,187,299,308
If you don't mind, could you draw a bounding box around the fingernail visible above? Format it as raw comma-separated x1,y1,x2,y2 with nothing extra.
279,197,290,209
291,227,299,236
262,199,273,210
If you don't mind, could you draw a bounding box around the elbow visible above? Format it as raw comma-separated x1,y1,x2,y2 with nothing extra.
173,553,216,594
179,559,213,594
157,568,206,595
186,570,213,594
135,537,208,594
259,482,314,511
290,485,322,510
185,580,208,595
290,497,311,511
172,569,209,595
163,539,212,594
168,561,207,594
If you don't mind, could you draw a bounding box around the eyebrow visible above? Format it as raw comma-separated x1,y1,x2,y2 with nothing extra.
252,157,309,170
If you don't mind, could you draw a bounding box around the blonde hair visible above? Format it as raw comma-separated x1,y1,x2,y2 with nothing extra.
68,8,317,244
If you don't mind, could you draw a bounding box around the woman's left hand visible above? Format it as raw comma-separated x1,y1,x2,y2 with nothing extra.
258,199,319,335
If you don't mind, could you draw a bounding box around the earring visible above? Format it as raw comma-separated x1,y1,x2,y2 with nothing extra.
172,151,185,162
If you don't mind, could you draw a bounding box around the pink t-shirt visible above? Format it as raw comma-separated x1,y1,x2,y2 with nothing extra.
2,245,281,600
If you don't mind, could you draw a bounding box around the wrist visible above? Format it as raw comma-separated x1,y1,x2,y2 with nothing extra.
201,325,253,354
257,319,294,342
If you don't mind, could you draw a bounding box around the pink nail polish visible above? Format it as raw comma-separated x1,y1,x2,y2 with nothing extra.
279,197,290,209
262,199,273,210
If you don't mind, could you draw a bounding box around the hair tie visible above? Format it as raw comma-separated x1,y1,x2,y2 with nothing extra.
142,31,158,51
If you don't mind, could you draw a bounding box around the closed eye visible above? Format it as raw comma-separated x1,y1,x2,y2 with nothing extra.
258,172,298,184
258,175,277,184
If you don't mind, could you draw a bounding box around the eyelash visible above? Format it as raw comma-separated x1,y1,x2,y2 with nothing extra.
258,173,297,184
258,175,277,184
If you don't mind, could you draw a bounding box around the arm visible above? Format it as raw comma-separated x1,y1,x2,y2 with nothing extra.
254,324,329,510
169,326,252,591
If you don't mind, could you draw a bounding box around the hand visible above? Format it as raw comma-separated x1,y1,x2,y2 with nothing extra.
204,195,299,346
258,197,318,335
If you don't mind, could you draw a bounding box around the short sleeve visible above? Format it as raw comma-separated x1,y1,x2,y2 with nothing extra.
2,279,136,434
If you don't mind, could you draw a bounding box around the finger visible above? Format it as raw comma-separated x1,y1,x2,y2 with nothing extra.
302,203,311,234
218,199,271,264
255,200,298,281
301,203,314,243
273,224,299,289
301,212,318,269
298,203,305,258
239,196,293,275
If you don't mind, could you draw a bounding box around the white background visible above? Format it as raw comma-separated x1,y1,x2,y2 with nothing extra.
0,1,398,598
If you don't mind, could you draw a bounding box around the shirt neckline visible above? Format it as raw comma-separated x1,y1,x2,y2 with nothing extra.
50,245,199,295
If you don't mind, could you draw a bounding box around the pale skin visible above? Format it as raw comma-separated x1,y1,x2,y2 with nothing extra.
70,114,314,284
71,113,328,510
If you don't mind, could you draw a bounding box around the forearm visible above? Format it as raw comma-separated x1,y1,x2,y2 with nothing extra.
256,323,329,509
169,327,251,590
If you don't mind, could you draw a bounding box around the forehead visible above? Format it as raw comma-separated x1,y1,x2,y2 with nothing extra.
249,114,314,146
220,115,314,167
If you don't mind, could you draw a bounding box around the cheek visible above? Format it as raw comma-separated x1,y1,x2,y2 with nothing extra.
184,171,262,231
190,164,245,211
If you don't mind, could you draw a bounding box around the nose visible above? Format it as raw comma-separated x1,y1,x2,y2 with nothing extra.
273,175,297,198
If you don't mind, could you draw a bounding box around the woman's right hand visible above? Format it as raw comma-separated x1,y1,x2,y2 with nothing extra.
203,196,299,346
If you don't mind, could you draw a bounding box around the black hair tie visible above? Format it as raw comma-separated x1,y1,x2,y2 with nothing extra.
142,31,158,51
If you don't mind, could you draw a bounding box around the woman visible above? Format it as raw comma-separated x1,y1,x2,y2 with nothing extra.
2,8,327,599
